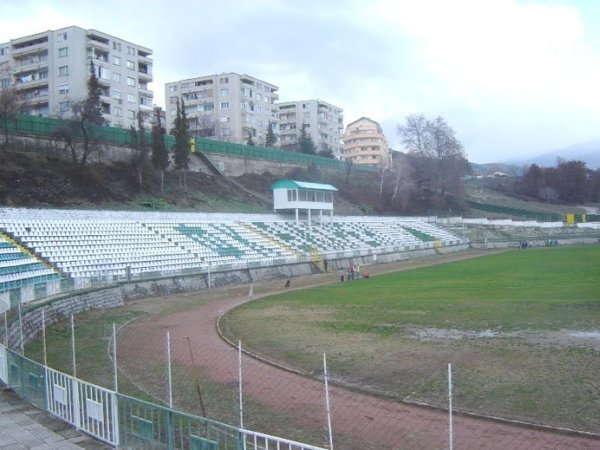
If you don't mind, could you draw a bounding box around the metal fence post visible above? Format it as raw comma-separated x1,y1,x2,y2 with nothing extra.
448,363,453,450
42,308,47,367
323,353,334,450
3,310,7,347
238,340,244,430
18,304,24,354
70,314,76,378
112,323,118,393
165,330,174,450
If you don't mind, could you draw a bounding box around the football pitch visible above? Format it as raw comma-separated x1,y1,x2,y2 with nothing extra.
223,246,600,432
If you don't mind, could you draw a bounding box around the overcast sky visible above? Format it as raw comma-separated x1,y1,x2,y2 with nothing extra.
2,0,600,163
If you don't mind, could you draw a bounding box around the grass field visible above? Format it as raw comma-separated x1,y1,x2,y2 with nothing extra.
222,246,600,432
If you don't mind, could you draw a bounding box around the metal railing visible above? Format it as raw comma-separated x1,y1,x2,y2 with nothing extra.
0,343,327,450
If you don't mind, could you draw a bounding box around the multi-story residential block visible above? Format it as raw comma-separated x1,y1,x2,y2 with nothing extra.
342,117,392,168
165,73,279,145
0,26,153,128
278,99,343,157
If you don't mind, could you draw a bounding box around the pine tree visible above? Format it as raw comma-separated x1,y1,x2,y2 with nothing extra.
298,124,316,154
85,60,104,125
151,108,169,193
172,98,190,190
265,121,276,147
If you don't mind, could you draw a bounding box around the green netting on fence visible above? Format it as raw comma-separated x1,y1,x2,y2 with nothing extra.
3,114,376,172
466,200,563,222
117,393,243,450
6,349,47,409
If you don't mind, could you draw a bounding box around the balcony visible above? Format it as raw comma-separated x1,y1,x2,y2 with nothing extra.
15,78,48,90
87,33,110,48
137,49,153,64
138,71,152,82
12,61,48,75
12,38,48,57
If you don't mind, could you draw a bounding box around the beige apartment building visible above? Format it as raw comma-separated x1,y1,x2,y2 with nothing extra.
278,99,343,156
342,117,392,168
0,26,153,128
165,73,279,145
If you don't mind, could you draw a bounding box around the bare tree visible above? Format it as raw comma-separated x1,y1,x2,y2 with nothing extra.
52,61,105,166
397,114,468,210
397,114,430,156
0,86,24,146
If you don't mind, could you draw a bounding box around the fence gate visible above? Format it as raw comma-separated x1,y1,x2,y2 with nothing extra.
45,367,118,446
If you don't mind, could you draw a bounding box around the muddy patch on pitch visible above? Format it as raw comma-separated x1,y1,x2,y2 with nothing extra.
405,326,600,350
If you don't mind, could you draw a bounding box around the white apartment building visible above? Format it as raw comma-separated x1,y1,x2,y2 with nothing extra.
278,100,343,157
165,73,279,145
0,26,153,128
342,117,392,168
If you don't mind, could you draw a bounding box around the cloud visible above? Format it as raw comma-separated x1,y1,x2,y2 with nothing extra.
2,0,600,163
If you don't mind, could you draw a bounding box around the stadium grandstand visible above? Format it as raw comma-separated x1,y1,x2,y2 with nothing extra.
0,207,465,310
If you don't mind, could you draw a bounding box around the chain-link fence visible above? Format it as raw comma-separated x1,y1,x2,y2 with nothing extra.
6,294,598,450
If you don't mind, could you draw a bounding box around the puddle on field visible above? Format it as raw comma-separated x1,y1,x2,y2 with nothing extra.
568,331,600,339
412,327,504,341
404,326,600,350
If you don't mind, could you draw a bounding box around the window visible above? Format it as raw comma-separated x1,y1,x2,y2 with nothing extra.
98,66,110,79
127,93,135,103
128,110,136,119
220,101,229,110
126,77,135,87
58,66,68,77
220,115,230,123
112,41,121,51
112,72,121,83
113,90,122,100
181,82,190,89
0,79,10,88
169,96,178,104
219,77,228,84
113,55,120,65
57,32,67,42
220,88,228,97
126,60,135,70
114,106,122,117
58,47,68,57
127,46,134,55
58,101,70,112
170,109,176,116
168,85,177,93
58,84,69,95
39,70,48,79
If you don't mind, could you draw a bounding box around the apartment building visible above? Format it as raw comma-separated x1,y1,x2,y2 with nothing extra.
342,117,392,168
278,99,343,157
0,26,153,128
165,73,279,145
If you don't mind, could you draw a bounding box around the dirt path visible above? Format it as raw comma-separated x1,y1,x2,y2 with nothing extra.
117,251,599,450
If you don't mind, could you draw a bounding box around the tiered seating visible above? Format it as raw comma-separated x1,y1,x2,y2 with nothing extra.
0,235,60,292
0,208,464,282
1,221,201,279
143,221,295,266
